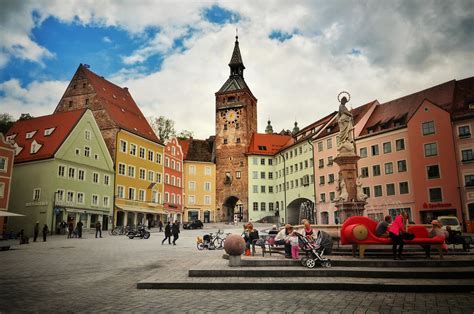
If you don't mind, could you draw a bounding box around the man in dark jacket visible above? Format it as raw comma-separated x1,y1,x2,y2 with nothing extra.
162,221,172,245
172,220,180,245
33,222,39,242
77,220,83,238
95,221,102,238
42,224,49,242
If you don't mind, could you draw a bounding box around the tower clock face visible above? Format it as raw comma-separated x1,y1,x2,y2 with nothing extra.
224,109,240,124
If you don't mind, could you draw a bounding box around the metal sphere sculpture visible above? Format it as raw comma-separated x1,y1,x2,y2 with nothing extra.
224,234,246,256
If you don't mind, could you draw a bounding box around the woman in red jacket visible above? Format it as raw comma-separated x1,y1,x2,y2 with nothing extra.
387,212,408,260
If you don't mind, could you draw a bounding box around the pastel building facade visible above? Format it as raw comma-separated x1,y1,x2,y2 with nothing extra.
54,64,165,227
164,137,184,223
180,138,216,222
0,133,15,234
6,110,114,235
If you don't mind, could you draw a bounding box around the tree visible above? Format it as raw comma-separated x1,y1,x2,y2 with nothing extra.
148,116,176,141
0,113,14,134
18,113,34,120
177,130,194,139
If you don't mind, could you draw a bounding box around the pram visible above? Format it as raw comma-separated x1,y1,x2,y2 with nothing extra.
295,231,331,268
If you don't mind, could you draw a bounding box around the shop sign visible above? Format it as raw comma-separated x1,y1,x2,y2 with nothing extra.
422,202,452,209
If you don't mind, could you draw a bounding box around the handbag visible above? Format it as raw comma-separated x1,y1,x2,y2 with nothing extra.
401,232,415,240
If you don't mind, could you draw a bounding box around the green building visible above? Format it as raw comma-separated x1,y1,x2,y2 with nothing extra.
6,109,114,236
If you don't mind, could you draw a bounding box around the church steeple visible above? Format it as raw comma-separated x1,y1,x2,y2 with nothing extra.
229,36,245,77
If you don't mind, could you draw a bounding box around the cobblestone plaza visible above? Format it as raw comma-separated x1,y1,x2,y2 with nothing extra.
1,224,473,313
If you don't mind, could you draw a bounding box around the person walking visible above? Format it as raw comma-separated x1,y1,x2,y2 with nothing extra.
172,220,180,245
77,220,83,238
95,220,102,238
67,222,74,238
162,221,172,245
158,220,163,232
33,221,39,242
388,212,408,260
42,224,49,242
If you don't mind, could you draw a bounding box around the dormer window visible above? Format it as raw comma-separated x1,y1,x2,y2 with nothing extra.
26,131,37,139
44,128,55,136
13,143,23,156
69,101,73,107
258,145,267,151
6,134,16,142
112,94,117,99
327,128,331,133
121,108,125,113
30,140,42,154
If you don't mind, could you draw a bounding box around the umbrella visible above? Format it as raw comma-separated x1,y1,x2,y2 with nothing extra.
0,211,25,217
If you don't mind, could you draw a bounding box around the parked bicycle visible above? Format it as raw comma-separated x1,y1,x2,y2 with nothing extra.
196,230,229,250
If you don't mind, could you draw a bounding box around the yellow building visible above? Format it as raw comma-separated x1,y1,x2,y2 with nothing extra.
180,139,216,222
114,130,165,226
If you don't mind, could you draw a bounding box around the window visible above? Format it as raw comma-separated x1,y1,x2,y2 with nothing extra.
156,173,162,183
104,175,110,185
156,153,162,164
164,192,169,203
261,158,265,165
427,165,440,179
384,162,393,175
363,187,370,198
253,185,258,193
152,191,158,203
371,145,379,156
92,194,99,206
56,189,64,202
148,171,154,182
120,140,127,153
128,166,135,177
360,147,368,158
396,139,405,151
139,147,145,159
327,156,333,166
252,171,258,179
252,158,258,165
318,159,324,168
68,167,75,179
236,138,241,144
189,165,196,175
118,163,126,175
268,172,273,179
188,195,195,204
269,186,273,193
383,142,392,154
253,202,258,211
398,160,407,172
329,192,335,201
84,146,91,157
268,159,273,166
171,146,176,156
103,196,109,207
84,130,91,141
117,186,124,198
319,176,325,185
128,188,135,200
177,177,181,187
223,138,228,144
317,141,323,152
77,192,84,204
261,202,266,211
204,196,211,205
269,202,274,211
171,160,175,170
386,183,395,196
373,165,381,176
422,121,435,135
176,162,181,171
327,138,333,149
67,191,74,202
399,182,409,194
205,167,211,176
148,150,154,161
33,188,41,201
189,181,196,190
139,190,146,201
328,174,335,183
139,169,146,180
459,125,471,138
424,143,438,157
374,185,382,197
261,186,266,193
305,160,309,168
429,188,442,202
361,167,369,178
130,144,137,156
75,148,80,156
462,149,473,162
93,172,99,183
261,172,266,179
465,175,474,187
58,165,65,177
204,182,211,191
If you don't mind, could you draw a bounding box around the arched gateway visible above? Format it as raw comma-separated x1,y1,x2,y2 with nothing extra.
286,198,315,225
222,196,243,223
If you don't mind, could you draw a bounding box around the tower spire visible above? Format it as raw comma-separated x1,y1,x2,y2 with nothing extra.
229,34,245,77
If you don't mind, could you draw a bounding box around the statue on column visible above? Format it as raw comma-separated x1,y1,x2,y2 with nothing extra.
356,175,368,202
336,91,355,156
334,173,348,202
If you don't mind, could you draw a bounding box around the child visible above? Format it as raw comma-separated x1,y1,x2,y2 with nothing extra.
289,231,300,259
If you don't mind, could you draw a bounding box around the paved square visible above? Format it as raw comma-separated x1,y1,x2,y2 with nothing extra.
1,224,473,313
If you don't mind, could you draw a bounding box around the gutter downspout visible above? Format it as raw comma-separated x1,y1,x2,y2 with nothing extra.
307,139,316,224
279,152,287,224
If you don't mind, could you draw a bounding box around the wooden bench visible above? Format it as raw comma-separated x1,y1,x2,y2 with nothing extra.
341,216,446,258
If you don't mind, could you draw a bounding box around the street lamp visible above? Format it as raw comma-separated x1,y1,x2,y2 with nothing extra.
51,191,59,235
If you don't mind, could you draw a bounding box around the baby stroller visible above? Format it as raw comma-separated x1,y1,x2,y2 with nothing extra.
196,234,214,250
295,231,331,268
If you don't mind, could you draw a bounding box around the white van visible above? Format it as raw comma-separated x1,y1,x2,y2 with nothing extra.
437,216,461,232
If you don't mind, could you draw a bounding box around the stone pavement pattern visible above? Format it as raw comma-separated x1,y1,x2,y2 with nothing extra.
1,223,473,313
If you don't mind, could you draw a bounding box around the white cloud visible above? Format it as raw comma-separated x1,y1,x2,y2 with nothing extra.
1,1,473,138
102,36,112,44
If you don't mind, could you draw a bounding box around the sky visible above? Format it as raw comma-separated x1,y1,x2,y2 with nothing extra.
1,0,473,138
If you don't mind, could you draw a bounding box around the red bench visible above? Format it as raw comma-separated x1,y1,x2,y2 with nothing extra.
340,216,446,258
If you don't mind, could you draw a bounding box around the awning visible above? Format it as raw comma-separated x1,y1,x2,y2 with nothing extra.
0,211,25,217
116,205,165,215
65,208,112,215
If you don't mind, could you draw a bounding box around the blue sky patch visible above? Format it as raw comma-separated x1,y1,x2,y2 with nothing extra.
350,48,362,56
269,30,294,42
203,5,240,24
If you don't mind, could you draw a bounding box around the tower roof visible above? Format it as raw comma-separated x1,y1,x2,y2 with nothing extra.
229,36,245,68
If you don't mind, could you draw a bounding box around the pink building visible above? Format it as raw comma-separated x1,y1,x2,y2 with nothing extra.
0,133,15,234
164,137,184,223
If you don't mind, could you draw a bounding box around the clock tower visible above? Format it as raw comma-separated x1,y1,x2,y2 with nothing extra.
215,36,257,222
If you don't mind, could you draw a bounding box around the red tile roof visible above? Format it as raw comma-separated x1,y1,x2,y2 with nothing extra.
81,66,161,144
247,133,293,155
178,138,214,162
178,139,191,159
360,80,456,135
6,110,86,164
451,77,474,120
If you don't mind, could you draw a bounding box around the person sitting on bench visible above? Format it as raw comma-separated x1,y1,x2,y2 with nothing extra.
275,224,293,258
375,215,392,238
446,226,470,252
